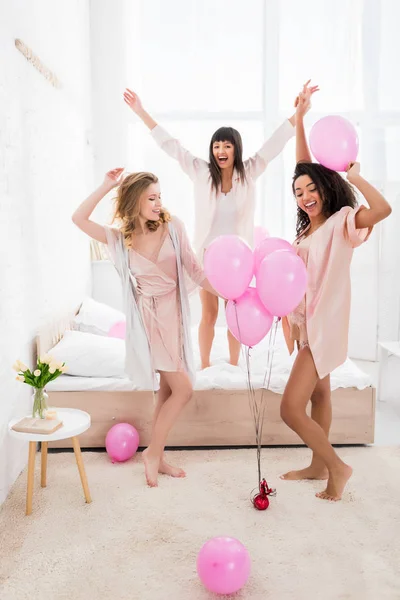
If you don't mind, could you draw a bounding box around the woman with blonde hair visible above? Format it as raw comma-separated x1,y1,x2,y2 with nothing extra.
72,168,216,487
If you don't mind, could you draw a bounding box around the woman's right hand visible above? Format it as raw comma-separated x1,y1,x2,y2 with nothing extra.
124,88,143,113
103,168,125,190
294,80,319,119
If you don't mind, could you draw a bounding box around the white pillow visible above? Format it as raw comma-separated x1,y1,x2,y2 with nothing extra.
72,298,125,336
49,330,126,377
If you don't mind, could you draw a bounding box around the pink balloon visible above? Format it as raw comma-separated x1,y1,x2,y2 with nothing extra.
197,537,251,595
105,423,139,463
254,225,269,248
226,287,273,347
254,237,295,273
309,115,359,172
256,250,307,317
204,235,254,300
108,320,126,339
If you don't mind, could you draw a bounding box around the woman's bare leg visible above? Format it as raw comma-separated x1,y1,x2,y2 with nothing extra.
280,347,352,501
151,376,186,478
225,300,241,366
280,375,331,480
143,371,193,487
198,289,219,369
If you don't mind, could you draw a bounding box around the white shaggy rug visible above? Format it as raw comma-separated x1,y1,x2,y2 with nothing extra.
1,446,400,600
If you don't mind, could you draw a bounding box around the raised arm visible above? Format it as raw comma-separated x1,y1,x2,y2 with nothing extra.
246,80,319,179
124,88,157,131
295,80,319,163
124,89,207,180
72,168,124,243
346,163,392,229
245,120,295,180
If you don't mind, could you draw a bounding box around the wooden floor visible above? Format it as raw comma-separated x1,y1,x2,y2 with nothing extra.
47,386,376,448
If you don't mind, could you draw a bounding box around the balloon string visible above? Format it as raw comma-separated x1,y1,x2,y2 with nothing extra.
232,302,279,486
258,318,279,446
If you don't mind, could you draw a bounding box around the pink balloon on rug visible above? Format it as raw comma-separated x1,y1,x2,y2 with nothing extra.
309,115,359,172
204,235,254,300
226,287,273,347
197,537,251,595
254,225,269,248
105,423,139,463
256,250,307,317
254,237,294,273
108,320,126,339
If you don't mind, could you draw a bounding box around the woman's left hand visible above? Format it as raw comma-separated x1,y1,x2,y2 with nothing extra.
346,162,361,183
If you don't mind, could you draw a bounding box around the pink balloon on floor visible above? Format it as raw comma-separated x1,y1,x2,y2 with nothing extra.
108,320,126,339
226,287,273,347
204,235,254,300
309,115,359,172
254,237,294,273
254,225,269,248
197,537,251,595
105,423,139,463
256,250,307,317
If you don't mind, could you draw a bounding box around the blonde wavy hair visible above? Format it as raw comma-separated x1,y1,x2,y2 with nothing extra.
112,172,170,246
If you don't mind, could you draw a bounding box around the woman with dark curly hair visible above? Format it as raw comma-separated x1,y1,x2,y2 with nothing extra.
72,169,216,487
279,89,392,501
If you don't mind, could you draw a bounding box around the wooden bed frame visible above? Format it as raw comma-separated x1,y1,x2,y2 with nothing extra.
37,308,376,449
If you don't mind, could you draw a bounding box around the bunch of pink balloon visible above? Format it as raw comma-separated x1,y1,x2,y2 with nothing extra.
204,232,307,347
197,537,251,595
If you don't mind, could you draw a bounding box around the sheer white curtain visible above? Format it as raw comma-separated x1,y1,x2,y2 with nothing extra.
124,0,400,356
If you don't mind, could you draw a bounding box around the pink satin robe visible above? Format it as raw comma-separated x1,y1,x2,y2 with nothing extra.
283,205,372,379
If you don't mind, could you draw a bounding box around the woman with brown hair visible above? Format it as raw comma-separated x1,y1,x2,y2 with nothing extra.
72,168,216,487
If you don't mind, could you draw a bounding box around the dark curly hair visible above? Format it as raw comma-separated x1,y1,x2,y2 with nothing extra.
292,162,357,238
208,127,247,191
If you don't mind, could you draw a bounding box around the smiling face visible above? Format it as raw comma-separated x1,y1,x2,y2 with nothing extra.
139,182,162,221
294,174,324,219
212,140,235,170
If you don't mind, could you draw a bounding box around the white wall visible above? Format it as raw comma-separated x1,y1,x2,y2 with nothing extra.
0,0,93,505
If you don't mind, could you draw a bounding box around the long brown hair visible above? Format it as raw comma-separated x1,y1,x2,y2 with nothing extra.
208,127,246,191
292,162,357,238
113,172,170,246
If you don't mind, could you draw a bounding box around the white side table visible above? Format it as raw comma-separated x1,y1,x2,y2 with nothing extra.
9,408,92,515
377,341,400,403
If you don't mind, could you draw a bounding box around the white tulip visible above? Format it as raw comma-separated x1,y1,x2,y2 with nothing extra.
40,354,52,365
60,365,68,373
12,362,21,372
49,364,57,374
16,375,25,382
18,362,29,372
34,369,41,376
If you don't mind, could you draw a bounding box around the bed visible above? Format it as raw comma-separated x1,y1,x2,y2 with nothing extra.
38,301,375,449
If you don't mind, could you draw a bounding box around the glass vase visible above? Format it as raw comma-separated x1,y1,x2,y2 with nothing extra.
32,388,48,419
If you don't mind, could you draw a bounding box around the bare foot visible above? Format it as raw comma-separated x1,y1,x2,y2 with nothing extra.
159,458,186,478
201,363,211,370
316,464,353,501
229,361,239,367
142,448,160,487
280,465,329,481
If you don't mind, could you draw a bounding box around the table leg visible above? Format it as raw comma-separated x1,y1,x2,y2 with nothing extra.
71,436,92,504
41,442,48,487
26,442,36,516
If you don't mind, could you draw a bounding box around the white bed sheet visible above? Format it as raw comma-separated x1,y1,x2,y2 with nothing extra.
47,325,372,393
